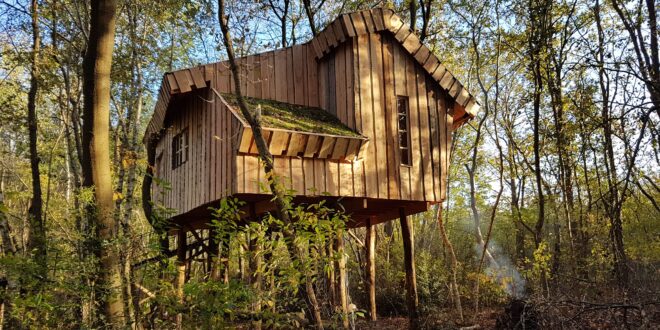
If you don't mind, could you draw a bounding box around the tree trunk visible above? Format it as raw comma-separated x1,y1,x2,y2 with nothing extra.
336,230,349,329
399,209,419,329
176,230,187,330
27,0,46,276
366,217,377,322
81,0,125,326
436,206,463,322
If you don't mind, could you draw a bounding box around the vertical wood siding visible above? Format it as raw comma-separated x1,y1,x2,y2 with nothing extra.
153,30,455,217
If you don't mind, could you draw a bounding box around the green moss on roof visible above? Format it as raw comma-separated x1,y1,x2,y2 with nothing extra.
221,93,361,137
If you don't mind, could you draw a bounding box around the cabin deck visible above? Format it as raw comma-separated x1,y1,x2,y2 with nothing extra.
167,194,431,231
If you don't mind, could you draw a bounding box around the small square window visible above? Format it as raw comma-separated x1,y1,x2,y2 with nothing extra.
172,129,188,169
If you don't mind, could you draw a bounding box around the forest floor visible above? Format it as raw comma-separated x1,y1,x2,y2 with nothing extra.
352,308,500,329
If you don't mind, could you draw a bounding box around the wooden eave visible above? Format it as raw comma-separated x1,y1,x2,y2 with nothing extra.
310,8,480,127
217,93,369,162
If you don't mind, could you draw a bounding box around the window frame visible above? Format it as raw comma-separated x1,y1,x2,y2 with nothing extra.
172,128,189,169
397,96,413,166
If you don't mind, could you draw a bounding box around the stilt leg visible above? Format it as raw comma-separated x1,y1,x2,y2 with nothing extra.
399,208,419,329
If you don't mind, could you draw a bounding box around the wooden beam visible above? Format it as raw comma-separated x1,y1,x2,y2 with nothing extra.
399,208,419,329
366,217,377,321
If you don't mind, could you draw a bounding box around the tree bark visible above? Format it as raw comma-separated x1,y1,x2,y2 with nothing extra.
27,0,46,276
399,209,419,329
336,229,349,329
366,217,377,321
81,0,125,326
176,230,187,330
436,206,463,323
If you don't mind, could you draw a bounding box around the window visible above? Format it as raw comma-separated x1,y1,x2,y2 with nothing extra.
397,96,412,166
172,129,188,169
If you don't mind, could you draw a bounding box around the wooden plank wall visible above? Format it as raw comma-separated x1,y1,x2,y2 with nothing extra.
153,89,241,216
353,32,454,202
154,30,455,216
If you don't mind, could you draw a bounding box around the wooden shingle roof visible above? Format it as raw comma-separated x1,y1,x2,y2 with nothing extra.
144,8,479,145
310,8,480,121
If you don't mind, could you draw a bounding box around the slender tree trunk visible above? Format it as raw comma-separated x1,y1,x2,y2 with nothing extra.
27,0,46,276
336,230,349,329
1,192,21,329
217,1,323,327
365,218,377,322
81,0,125,326
176,230,186,330
436,206,463,322
399,209,419,329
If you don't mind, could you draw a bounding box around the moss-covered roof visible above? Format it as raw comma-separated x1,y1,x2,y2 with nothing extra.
221,93,361,137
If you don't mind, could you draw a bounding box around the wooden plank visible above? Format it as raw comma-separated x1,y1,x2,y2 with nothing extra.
353,160,365,197
326,160,339,196
316,26,330,54
274,157,289,190
416,68,434,201
293,45,305,105
370,33,388,199
324,24,338,48
339,161,353,196
274,49,287,102
311,37,323,59
438,94,447,201
352,40,362,132
385,10,403,33
286,48,295,103
439,71,454,90
314,159,326,194
330,137,349,160
362,10,376,33
429,86,441,202
383,35,400,200
350,12,367,35
356,34,377,198
304,135,321,157
166,74,180,93
306,45,319,107
260,53,270,99
303,158,315,194
246,56,255,97
286,133,306,156
332,19,346,43
244,155,259,194
173,70,192,93
449,79,462,98
406,49,423,201
432,63,447,83
190,67,206,89
335,42,347,124
456,88,470,107
238,129,253,153
401,32,423,57
318,136,337,158
269,131,289,156
423,53,440,74
443,100,453,200
414,44,430,65
218,62,231,93
341,14,356,38
372,8,385,31
394,24,412,43
291,157,304,195
346,40,356,130
344,138,362,160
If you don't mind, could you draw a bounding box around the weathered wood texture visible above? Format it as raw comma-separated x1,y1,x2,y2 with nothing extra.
150,9,468,219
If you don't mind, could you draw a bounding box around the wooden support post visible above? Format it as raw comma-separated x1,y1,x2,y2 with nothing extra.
399,208,419,329
176,229,187,330
366,216,377,321
337,229,349,329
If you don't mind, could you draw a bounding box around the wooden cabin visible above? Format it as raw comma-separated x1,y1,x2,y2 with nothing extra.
143,8,478,229
143,8,478,326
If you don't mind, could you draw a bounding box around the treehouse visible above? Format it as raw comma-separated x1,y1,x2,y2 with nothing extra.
144,8,478,229
143,8,478,325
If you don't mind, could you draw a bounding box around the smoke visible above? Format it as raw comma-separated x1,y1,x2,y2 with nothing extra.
475,241,527,298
